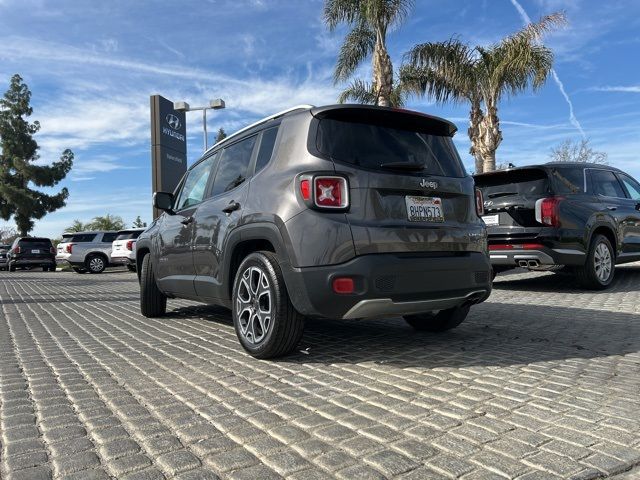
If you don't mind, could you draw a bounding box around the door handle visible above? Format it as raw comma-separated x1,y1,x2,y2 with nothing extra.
222,201,240,214
606,206,617,211
180,216,194,225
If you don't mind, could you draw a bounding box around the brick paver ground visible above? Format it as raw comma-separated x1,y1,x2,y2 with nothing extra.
1,266,639,479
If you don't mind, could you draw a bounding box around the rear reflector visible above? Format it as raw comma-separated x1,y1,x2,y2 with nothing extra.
489,243,544,251
332,277,354,294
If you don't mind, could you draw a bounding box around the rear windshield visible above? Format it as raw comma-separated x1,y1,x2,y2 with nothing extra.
18,238,52,248
316,118,465,177
475,169,550,198
116,231,142,241
70,234,97,243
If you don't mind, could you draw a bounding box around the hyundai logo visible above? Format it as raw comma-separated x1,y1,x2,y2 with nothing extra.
166,114,181,130
419,179,439,189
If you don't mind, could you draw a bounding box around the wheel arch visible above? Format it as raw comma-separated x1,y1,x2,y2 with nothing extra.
589,224,618,258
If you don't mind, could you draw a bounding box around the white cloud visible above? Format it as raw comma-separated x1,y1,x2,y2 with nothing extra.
591,85,640,93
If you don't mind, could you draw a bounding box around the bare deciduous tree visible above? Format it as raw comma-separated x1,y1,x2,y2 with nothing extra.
548,139,608,165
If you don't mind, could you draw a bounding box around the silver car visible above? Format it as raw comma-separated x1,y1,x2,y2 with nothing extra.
56,231,118,273
111,228,145,272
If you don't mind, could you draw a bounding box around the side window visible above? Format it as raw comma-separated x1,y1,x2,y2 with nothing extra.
175,156,215,210
618,174,640,200
101,233,118,243
255,127,278,173
211,135,257,197
591,170,626,198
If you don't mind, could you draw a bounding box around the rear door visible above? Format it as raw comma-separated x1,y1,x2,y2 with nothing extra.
192,133,260,300
313,109,477,255
614,172,640,256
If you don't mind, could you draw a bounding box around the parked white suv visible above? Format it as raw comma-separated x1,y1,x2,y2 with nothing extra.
110,228,145,272
56,231,118,273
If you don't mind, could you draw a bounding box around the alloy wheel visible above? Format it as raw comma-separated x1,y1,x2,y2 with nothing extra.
236,266,272,345
89,257,105,272
594,242,612,283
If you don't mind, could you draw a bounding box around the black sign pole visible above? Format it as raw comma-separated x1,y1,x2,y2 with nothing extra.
150,95,188,219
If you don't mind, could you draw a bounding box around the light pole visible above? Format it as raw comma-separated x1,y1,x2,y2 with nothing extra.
174,98,226,151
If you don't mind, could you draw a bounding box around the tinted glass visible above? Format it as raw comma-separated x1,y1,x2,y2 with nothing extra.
316,118,465,177
475,169,550,198
211,135,256,196
176,156,215,209
101,233,118,243
70,234,97,243
115,231,142,241
18,238,52,249
619,174,640,200
549,167,584,194
592,170,625,198
255,127,278,173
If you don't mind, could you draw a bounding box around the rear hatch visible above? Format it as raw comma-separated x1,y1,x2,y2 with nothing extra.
311,106,479,255
17,238,54,259
112,230,142,256
474,168,551,239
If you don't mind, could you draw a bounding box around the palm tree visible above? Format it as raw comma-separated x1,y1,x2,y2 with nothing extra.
88,214,125,231
65,219,87,233
401,13,565,173
324,0,413,107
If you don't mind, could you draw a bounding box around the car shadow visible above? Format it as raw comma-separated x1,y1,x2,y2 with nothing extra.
493,263,640,294
164,298,640,369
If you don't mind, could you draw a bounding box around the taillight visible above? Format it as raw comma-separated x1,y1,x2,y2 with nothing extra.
13,246,21,254
475,188,484,217
66,243,73,254
535,197,563,227
299,174,349,210
50,247,55,254
300,179,311,200
126,240,135,251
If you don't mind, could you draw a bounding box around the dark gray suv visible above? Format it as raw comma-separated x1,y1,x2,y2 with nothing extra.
137,105,492,358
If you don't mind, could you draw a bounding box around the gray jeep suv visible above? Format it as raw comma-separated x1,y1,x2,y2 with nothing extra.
137,105,492,358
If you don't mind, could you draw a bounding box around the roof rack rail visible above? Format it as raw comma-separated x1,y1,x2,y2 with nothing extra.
204,104,315,154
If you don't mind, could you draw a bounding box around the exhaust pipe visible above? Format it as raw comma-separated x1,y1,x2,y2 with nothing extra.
518,260,529,268
528,260,539,268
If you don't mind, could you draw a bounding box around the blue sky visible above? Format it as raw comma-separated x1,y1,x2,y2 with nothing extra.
1,0,639,238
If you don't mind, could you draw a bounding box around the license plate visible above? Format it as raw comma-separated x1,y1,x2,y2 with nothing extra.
482,214,500,226
31,249,40,254
405,196,444,222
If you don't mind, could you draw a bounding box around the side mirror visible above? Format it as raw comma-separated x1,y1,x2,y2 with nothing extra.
153,192,174,213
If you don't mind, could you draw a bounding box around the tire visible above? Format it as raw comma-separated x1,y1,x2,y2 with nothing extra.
72,267,87,274
140,254,167,317
232,251,305,359
127,264,137,272
404,304,471,332
575,234,615,290
86,254,107,274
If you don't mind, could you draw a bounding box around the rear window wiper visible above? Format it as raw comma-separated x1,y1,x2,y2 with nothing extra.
487,191,518,198
379,162,425,171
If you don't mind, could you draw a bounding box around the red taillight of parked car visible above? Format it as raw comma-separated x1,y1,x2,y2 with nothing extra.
126,240,135,251
475,188,484,217
65,243,73,254
12,246,21,254
314,176,349,209
535,197,563,227
299,175,349,210
49,247,55,254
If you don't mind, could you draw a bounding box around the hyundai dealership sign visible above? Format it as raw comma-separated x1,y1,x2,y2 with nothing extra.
150,95,187,218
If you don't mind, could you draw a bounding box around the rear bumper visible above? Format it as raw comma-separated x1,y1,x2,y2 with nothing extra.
488,245,586,267
110,254,135,265
10,258,56,267
282,252,492,320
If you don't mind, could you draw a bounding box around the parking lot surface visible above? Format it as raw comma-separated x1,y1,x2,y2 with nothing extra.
1,267,640,480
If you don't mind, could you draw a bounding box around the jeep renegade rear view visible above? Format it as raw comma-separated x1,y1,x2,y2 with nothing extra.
137,105,492,358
